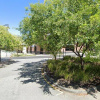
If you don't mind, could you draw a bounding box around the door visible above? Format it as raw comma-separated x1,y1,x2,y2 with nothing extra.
40,48,43,54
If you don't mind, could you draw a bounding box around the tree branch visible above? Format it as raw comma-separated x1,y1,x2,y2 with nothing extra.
75,42,78,53
81,42,93,57
79,43,84,53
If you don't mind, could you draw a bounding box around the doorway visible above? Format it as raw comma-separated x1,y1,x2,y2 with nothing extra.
34,46,37,54
40,48,43,54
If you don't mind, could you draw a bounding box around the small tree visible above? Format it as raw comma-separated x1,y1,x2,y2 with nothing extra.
0,25,23,61
63,0,100,70
19,0,66,59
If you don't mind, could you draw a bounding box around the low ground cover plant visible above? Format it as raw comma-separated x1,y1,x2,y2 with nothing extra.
47,56,100,86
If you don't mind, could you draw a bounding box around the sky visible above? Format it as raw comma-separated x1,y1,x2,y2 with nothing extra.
0,0,44,35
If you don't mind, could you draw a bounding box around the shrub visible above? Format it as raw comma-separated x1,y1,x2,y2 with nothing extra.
47,56,100,85
63,56,71,60
73,57,80,63
84,57,99,63
47,59,61,65
48,63,55,72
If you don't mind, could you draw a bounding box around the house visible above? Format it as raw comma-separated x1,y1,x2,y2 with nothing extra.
25,44,75,54
26,45,46,54
23,43,84,54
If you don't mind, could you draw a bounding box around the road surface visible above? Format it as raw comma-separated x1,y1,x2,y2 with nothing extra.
0,56,99,100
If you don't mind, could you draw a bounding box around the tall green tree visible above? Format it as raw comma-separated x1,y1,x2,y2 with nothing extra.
19,0,100,67
63,0,100,70
0,25,23,61
19,0,66,60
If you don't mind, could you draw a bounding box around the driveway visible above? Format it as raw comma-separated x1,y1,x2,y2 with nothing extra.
0,56,99,100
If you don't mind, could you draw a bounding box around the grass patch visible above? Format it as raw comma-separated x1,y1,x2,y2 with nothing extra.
12,53,35,57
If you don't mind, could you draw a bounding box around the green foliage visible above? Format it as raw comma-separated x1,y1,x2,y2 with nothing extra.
67,0,100,52
83,57,99,63
19,0,100,65
63,56,72,60
63,0,100,70
19,0,67,59
48,63,55,72
0,25,23,51
47,56,100,83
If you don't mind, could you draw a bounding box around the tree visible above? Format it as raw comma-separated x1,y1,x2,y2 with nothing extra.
63,0,100,70
13,35,23,56
0,25,23,61
19,0,100,66
19,17,35,46
19,0,66,60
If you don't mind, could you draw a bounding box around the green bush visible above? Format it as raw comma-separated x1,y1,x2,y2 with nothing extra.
48,63,55,72
84,57,99,63
47,59,55,65
47,59,61,73
63,56,71,60
47,56,100,84
85,64,100,77
73,57,80,63
47,59,61,65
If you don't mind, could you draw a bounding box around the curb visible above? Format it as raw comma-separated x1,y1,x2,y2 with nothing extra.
41,63,99,96
42,72,88,96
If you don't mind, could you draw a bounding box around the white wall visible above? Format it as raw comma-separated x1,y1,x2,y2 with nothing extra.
1,50,14,57
23,47,27,54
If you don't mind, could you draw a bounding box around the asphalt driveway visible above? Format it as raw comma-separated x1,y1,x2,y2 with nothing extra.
0,56,99,100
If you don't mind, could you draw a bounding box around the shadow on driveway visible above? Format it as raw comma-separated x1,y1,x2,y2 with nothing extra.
0,59,19,68
16,59,52,94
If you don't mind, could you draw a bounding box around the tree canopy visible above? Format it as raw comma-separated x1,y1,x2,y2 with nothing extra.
63,0,100,69
0,25,22,51
19,0,100,68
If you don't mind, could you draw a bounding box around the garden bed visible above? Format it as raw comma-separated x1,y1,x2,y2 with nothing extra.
46,56,100,88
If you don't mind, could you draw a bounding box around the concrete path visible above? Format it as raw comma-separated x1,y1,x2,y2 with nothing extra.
0,57,100,100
